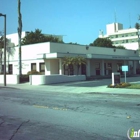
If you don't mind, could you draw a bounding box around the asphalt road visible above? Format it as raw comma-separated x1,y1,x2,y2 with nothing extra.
0,88,139,140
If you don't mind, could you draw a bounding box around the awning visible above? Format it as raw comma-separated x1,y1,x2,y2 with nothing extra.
36,52,140,61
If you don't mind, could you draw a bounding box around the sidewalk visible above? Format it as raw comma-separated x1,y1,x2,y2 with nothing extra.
0,76,140,95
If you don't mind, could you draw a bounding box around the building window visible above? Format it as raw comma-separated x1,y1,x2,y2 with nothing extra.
126,40,128,43
31,63,36,71
116,35,118,38
39,63,45,72
122,35,124,37
8,64,13,74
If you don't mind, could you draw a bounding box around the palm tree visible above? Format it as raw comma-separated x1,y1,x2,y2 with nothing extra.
0,37,15,73
74,56,86,75
62,56,75,75
18,0,22,76
62,56,86,75
135,22,140,52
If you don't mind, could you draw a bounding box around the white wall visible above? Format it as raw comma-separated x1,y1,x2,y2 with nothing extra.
30,75,86,85
50,42,139,57
0,75,19,84
6,32,27,46
115,42,138,50
50,59,59,74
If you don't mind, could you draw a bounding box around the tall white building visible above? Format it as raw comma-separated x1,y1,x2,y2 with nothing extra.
99,23,139,50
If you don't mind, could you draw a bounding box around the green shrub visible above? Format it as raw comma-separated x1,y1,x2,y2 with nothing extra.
27,70,41,75
108,82,131,88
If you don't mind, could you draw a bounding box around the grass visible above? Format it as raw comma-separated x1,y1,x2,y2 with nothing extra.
126,83,140,89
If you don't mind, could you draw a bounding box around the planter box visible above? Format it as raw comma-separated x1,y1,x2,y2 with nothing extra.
30,74,86,85
0,75,19,84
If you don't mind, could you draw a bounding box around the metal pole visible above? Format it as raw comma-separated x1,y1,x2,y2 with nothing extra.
124,71,126,83
0,13,6,86
4,15,6,86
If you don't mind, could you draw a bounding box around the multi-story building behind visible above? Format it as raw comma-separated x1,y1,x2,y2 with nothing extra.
99,23,139,50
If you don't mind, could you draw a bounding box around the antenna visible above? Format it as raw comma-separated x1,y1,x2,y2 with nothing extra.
114,9,117,23
129,13,131,28
138,14,140,20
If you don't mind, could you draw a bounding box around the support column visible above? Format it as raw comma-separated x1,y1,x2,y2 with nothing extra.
86,59,90,77
45,59,51,75
133,60,136,74
101,60,104,76
59,58,63,75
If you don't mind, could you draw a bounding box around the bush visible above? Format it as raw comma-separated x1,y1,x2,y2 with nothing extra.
27,70,41,75
108,82,131,88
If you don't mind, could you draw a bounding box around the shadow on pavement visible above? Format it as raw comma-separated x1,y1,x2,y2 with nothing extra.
47,76,140,88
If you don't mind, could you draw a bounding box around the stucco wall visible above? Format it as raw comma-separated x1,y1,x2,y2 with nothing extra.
50,42,138,57
30,75,86,85
50,59,59,74
0,75,19,84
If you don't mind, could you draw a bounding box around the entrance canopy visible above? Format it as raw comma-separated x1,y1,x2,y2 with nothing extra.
36,52,140,61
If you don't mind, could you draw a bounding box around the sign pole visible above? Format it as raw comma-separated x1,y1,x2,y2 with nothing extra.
122,65,128,83
125,71,126,83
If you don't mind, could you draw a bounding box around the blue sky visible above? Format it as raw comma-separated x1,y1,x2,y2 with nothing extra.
0,0,140,45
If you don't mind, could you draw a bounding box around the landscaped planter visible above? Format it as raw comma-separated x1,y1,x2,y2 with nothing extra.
0,75,20,84
29,74,86,85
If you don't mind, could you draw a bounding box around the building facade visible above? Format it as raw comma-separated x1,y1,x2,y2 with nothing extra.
5,31,64,47
0,42,140,76
99,23,139,50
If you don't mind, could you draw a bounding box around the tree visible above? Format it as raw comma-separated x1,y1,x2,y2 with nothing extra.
116,45,125,49
90,38,115,48
68,42,79,45
74,56,86,75
18,0,22,76
135,22,140,51
62,56,86,75
21,29,63,45
62,56,75,75
0,35,15,73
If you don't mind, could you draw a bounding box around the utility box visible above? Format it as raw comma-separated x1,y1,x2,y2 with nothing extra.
112,72,121,86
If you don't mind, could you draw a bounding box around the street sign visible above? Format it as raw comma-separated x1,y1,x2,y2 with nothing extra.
122,65,128,71
122,65,128,83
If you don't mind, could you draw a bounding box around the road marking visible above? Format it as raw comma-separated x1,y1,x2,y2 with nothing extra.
33,105,67,111
33,105,49,108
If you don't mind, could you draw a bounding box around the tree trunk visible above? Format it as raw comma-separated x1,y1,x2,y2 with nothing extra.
18,0,22,75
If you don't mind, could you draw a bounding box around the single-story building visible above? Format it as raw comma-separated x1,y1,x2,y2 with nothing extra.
0,42,140,77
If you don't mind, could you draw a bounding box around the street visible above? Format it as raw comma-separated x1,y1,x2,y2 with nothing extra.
0,87,139,140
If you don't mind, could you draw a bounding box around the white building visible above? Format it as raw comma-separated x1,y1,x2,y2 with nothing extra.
99,23,139,50
1,42,140,76
5,31,63,47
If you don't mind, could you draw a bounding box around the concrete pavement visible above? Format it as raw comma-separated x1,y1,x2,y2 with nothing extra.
0,76,140,95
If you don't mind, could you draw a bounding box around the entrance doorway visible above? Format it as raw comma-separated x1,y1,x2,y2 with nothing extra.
81,64,86,75
95,62,100,75
117,63,123,75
